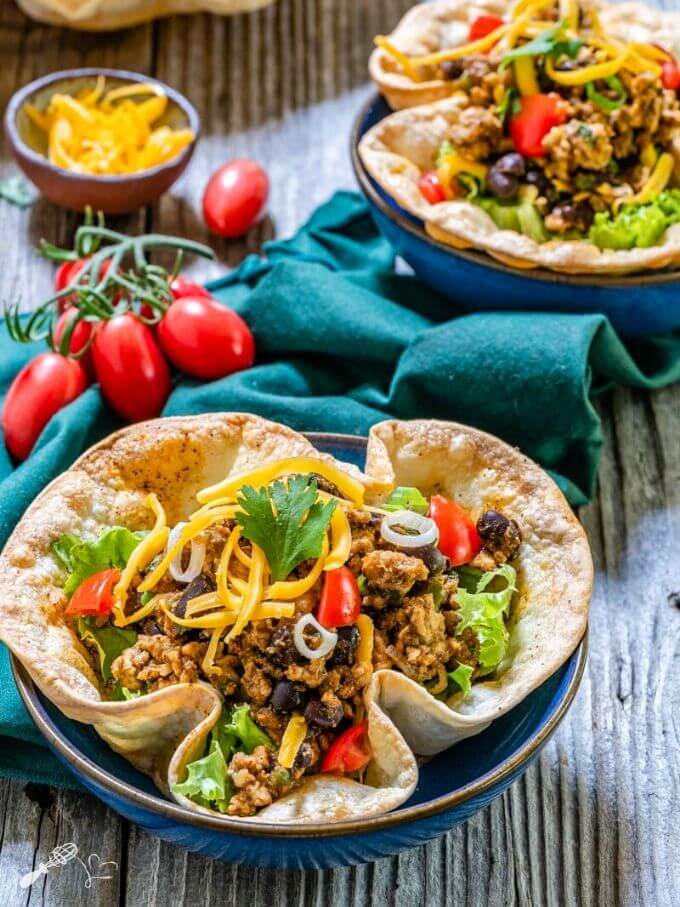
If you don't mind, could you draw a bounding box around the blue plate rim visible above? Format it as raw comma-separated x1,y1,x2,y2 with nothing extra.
10,430,588,839
350,92,680,288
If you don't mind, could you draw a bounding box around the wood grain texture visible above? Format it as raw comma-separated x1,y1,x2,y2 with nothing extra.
0,0,678,904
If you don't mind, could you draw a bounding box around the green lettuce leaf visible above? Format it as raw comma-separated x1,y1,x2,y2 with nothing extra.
220,704,274,755
75,618,137,681
588,190,680,250
383,486,428,514
171,740,233,813
109,684,143,701
52,527,144,597
477,197,548,243
455,564,517,676
448,663,474,697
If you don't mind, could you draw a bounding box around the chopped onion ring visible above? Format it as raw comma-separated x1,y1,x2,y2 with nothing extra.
293,613,338,660
167,522,206,584
380,509,438,548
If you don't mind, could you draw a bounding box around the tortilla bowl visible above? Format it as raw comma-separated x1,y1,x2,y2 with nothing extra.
0,414,590,843
351,93,680,336
8,429,587,868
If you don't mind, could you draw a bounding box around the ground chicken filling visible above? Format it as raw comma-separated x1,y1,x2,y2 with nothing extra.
378,0,680,249
56,470,522,818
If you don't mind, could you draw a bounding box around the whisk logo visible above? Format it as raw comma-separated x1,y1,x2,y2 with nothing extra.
19,842,118,890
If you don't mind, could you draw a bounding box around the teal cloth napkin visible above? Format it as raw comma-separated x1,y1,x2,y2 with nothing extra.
0,190,678,787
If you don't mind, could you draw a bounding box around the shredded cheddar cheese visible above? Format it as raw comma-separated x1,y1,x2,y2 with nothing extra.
112,494,168,627
545,50,630,85
226,543,268,641
355,614,374,667
25,76,195,176
278,716,308,769
616,152,674,209
514,57,539,96
322,502,353,571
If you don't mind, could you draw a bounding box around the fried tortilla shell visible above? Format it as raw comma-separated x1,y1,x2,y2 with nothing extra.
0,414,591,823
358,95,680,274
370,0,680,111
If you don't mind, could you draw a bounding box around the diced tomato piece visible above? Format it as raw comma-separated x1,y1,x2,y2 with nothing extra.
661,57,680,91
321,721,371,773
468,14,504,42
317,566,361,628
64,568,121,617
418,170,447,204
509,93,567,158
429,495,481,567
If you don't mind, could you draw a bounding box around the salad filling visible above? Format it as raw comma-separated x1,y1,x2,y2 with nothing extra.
373,0,680,251
52,458,522,818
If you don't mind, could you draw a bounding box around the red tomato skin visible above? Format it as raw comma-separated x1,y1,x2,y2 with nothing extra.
202,160,269,239
468,14,504,41
661,58,680,91
54,306,94,357
321,722,371,773
54,258,112,312
418,171,447,204
509,94,567,158
64,568,121,617
429,495,481,567
157,297,255,380
317,566,361,629
2,352,89,461
92,314,172,422
170,275,212,300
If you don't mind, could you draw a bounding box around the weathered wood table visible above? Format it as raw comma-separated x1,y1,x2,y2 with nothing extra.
0,0,678,904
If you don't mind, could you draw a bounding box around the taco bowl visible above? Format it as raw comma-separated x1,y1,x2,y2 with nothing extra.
363,0,680,274
0,414,591,825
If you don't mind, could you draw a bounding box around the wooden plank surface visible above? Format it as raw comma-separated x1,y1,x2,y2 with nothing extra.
0,0,678,904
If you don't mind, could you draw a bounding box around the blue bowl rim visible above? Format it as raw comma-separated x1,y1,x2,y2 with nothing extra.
4,67,201,186
350,91,680,289
10,431,588,839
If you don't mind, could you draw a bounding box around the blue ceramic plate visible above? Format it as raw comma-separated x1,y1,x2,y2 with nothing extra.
351,94,680,338
11,433,587,870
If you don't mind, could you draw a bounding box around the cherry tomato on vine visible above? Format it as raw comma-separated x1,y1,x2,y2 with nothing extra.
468,14,504,42
170,275,211,300
157,296,255,380
53,306,94,358
418,170,447,204
2,352,89,461
64,568,121,618
54,257,112,312
429,495,481,567
202,160,269,239
92,314,171,422
316,566,361,629
321,722,371,774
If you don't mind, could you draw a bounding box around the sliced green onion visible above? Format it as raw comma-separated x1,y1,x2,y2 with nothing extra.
586,76,627,111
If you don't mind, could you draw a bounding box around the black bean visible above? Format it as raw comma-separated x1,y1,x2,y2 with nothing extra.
476,510,511,543
140,618,163,635
439,59,465,80
292,741,313,772
525,169,558,203
266,625,298,669
176,573,215,619
270,680,308,713
487,169,519,200
403,544,449,575
304,698,344,729
327,625,359,668
494,152,526,177
548,201,594,233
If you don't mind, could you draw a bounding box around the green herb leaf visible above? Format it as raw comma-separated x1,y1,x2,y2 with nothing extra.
454,564,517,675
497,87,521,123
586,76,627,111
236,476,336,582
383,486,429,514
0,176,37,208
53,527,143,597
75,618,137,681
448,663,474,697
501,21,583,66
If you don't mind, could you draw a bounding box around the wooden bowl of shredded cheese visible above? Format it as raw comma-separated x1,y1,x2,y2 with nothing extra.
5,68,200,214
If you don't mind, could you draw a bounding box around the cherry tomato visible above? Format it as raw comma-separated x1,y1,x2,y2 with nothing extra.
509,93,567,158
429,495,481,567
321,722,371,774
157,296,255,380
92,314,171,422
2,352,89,461
418,170,447,204
53,306,94,358
202,160,269,239
170,275,212,300
468,14,504,42
64,568,121,617
661,57,680,91
317,566,361,629
54,257,112,312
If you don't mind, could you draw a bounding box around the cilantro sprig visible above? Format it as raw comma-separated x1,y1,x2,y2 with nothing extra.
236,475,337,582
501,20,583,67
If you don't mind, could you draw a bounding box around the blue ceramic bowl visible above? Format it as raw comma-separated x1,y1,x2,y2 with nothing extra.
351,94,680,338
11,433,587,870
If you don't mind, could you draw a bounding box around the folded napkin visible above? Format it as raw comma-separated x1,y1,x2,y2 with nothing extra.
1,190,678,787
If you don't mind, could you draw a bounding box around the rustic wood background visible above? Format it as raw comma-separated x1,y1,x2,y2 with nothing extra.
0,0,678,904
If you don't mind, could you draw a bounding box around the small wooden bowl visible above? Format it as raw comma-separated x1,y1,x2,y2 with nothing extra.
4,68,200,215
